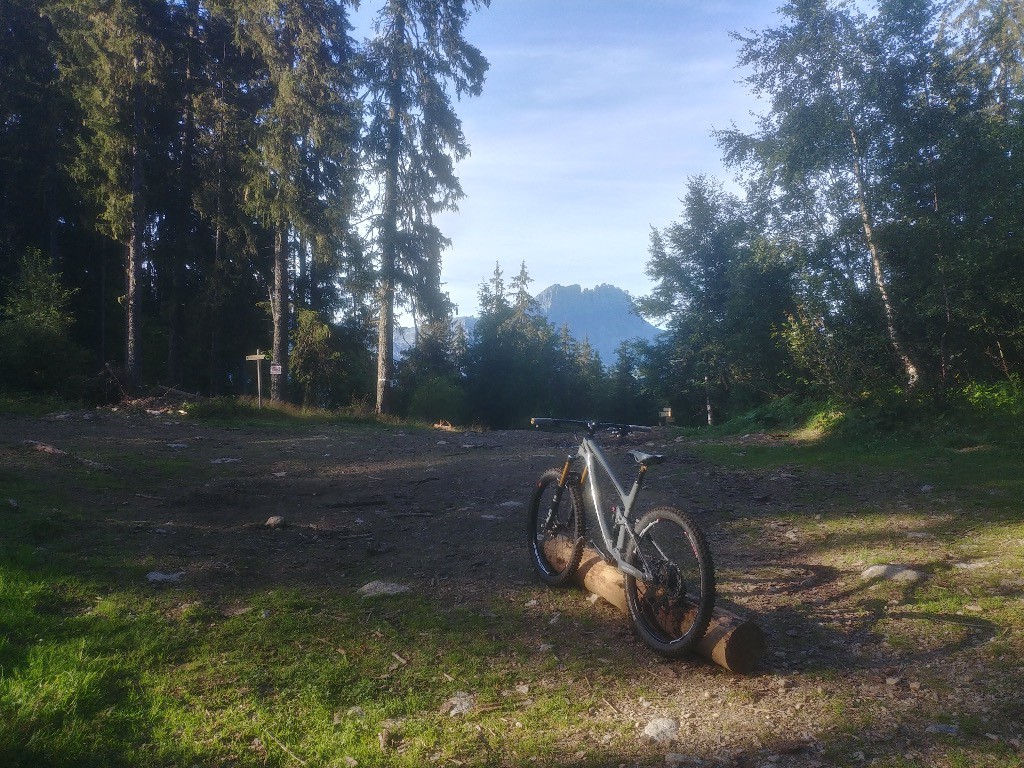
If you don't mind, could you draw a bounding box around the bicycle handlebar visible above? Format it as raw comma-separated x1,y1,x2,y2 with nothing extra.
530,417,652,434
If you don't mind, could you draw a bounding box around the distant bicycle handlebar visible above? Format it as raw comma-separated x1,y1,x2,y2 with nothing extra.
530,417,652,436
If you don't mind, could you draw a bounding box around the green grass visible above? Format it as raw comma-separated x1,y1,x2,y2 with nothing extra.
0,569,618,767
674,396,1024,767
684,392,1024,510
0,393,80,417
0,466,630,767
182,396,411,430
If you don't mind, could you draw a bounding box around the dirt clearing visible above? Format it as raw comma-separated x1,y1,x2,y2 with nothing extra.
2,408,1021,767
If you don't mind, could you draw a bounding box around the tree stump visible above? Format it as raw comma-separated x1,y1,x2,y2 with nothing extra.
542,538,764,674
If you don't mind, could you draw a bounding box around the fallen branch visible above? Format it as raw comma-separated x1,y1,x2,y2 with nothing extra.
543,539,765,673
264,731,307,766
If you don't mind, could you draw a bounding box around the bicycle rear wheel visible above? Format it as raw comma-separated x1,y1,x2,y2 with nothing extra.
624,507,715,657
527,468,585,586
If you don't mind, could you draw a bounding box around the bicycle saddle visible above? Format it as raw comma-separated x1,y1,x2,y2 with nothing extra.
629,450,666,465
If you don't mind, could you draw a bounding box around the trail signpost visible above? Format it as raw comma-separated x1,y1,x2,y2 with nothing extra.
246,350,269,408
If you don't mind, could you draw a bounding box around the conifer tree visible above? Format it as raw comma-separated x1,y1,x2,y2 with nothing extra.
235,0,360,401
45,0,171,390
361,0,488,414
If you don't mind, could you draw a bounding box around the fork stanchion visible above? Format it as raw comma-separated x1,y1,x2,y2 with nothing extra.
541,538,765,674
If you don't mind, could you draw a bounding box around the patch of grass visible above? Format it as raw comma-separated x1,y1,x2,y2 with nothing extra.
0,566,629,767
5,406,1023,766
685,396,1024,535
680,395,1024,768
0,392,80,417
182,396,399,429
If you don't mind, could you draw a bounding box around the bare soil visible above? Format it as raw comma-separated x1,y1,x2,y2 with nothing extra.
3,407,1021,767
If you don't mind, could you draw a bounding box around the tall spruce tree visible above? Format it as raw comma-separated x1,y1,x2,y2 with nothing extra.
45,0,171,390
360,0,488,414
235,0,359,402
0,0,68,269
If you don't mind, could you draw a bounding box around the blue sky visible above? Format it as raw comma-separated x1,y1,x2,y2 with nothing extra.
432,0,785,317
366,1,785,317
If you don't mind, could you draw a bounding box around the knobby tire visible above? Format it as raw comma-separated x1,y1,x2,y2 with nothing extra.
527,468,585,586
624,507,715,658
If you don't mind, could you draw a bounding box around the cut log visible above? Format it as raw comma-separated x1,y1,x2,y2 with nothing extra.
542,538,764,674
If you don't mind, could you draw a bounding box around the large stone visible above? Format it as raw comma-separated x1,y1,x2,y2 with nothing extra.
643,718,679,746
860,564,924,583
357,581,410,598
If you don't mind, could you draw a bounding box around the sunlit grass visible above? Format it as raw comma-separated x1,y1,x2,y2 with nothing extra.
0,465,644,767
0,567,639,767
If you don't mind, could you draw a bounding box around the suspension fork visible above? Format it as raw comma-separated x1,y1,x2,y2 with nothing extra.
544,455,581,528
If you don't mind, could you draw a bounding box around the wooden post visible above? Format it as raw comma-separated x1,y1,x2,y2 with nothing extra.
542,539,765,674
245,350,266,408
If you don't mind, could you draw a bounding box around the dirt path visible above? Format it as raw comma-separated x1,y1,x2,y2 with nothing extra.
3,408,1020,767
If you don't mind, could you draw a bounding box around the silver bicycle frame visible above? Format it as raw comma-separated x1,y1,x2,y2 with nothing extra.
576,436,648,581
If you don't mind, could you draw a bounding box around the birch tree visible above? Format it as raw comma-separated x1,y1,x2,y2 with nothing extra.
718,0,923,389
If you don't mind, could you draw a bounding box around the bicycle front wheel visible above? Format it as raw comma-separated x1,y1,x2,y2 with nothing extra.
526,468,585,586
624,507,715,658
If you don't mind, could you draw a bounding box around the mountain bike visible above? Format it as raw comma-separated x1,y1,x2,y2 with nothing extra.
527,418,715,657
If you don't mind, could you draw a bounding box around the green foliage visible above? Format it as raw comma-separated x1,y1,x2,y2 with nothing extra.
461,262,621,428
0,250,87,394
407,375,466,424
360,0,489,413
291,309,337,407
637,177,795,425
7,0,1024,424
716,393,825,431
959,378,1024,417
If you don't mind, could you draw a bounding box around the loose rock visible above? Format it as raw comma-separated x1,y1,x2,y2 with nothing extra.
860,564,924,583
642,718,679,746
265,515,287,529
440,692,475,716
357,581,410,598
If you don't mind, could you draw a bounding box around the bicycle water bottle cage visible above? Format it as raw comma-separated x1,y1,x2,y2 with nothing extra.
629,450,666,466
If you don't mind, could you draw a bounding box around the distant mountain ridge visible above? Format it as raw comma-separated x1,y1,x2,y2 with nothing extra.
531,283,662,363
446,284,661,364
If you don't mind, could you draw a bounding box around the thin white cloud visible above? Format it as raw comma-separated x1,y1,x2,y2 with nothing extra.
432,1,780,314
